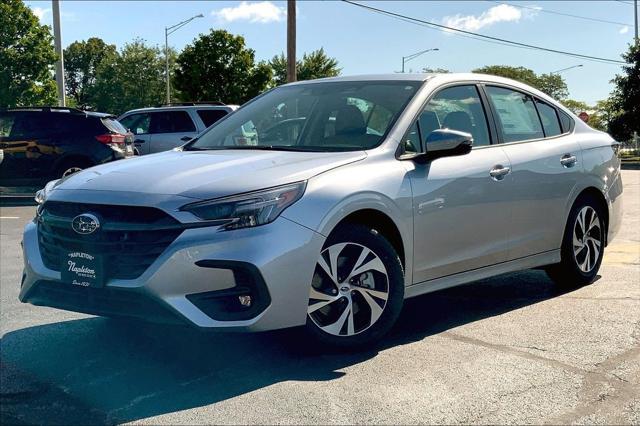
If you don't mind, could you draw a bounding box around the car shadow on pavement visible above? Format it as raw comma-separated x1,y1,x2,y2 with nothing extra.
1,269,580,424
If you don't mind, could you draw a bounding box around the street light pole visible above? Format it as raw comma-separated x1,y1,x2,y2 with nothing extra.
52,0,65,106
287,0,296,83
165,14,204,104
401,48,439,73
551,64,584,74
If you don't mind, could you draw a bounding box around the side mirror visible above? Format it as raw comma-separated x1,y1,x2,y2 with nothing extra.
400,129,473,163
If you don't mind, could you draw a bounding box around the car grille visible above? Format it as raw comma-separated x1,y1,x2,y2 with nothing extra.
37,201,184,280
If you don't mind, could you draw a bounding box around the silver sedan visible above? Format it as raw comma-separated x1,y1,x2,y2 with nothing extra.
21,73,623,348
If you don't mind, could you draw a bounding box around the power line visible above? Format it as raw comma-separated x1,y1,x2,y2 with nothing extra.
341,0,626,65
490,1,632,27
614,1,633,5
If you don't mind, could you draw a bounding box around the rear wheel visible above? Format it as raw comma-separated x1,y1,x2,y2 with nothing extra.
305,225,404,349
546,196,605,288
57,158,93,178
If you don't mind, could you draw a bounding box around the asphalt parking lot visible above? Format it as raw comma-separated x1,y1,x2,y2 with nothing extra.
1,171,638,425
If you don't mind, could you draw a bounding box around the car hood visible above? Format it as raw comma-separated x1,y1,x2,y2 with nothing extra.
54,149,367,200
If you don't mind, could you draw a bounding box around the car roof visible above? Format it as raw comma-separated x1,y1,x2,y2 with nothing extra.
282,72,568,105
3,107,115,118
122,104,239,115
281,72,537,89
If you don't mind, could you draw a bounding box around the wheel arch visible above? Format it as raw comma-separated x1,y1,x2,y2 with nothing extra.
568,186,610,246
330,209,406,272
52,154,95,176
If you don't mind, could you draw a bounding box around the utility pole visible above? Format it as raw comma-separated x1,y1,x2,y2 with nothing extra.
287,0,296,83
635,0,638,42
52,0,65,106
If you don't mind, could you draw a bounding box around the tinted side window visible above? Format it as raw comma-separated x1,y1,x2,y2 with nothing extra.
197,109,229,127
486,86,544,143
150,111,196,134
558,110,573,133
8,112,52,139
0,113,16,138
422,85,491,147
535,100,562,137
120,113,151,135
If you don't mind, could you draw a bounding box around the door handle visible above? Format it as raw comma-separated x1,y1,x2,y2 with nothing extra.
560,154,577,168
489,165,511,181
134,139,146,144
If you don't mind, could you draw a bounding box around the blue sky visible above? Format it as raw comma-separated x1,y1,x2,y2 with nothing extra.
26,0,637,105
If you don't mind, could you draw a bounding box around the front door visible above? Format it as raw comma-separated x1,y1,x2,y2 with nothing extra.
409,85,513,283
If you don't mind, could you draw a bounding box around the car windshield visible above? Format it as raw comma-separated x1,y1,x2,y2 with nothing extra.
187,81,421,152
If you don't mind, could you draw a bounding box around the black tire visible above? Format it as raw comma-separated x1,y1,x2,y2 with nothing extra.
56,157,93,179
545,194,605,289
305,224,404,349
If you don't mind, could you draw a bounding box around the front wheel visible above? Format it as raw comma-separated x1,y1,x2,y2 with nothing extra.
305,224,404,349
546,195,605,288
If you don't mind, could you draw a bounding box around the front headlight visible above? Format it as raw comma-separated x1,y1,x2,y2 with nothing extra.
181,181,306,230
35,179,59,205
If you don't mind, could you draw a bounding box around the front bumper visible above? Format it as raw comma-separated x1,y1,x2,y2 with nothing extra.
20,216,325,331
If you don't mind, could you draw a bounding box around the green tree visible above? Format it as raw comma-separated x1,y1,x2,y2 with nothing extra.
536,73,569,100
472,65,569,100
64,37,117,107
270,48,341,86
174,30,272,104
608,42,640,141
90,39,166,114
561,99,590,114
562,99,617,132
422,67,450,73
0,0,57,107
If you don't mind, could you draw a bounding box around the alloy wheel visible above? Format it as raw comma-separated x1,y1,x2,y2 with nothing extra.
307,242,389,337
573,206,602,273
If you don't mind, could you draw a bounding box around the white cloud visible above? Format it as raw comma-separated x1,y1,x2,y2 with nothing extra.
619,26,629,34
212,1,286,24
442,4,524,32
31,6,51,22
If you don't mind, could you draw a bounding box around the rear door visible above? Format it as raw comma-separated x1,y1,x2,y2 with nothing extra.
409,84,513,282
119,113,152,155
483,85,581,259
0,112,57,183
148,110,198,153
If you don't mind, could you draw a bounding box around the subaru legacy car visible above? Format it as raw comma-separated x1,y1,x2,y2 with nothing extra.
20,74,622,347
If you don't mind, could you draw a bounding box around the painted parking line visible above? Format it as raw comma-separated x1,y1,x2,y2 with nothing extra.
0,216,20,219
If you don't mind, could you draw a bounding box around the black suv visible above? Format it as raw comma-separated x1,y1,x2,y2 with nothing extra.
0,107,134,186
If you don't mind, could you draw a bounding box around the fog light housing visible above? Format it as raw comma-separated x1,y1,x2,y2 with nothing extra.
186,260,271,321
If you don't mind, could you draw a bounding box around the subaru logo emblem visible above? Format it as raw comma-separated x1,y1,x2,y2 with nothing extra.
71,213,100,235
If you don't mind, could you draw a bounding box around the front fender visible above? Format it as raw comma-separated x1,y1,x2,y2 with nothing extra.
282,156,414,285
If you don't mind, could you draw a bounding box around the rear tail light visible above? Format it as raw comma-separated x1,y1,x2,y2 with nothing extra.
95,134,126,144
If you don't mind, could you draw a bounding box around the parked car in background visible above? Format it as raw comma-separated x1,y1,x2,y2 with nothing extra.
118,102,238,155
0,107,134,186
22,74,622,348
